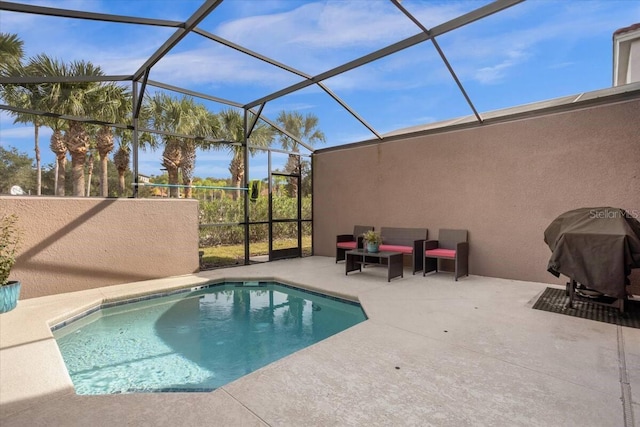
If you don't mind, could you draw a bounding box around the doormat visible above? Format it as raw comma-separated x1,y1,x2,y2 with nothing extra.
532,287,640,329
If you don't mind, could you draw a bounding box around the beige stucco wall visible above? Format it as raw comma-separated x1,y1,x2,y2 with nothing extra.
1,197,200,299
313,98,640,289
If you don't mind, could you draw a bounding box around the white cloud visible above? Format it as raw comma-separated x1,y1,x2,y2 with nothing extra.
473,49,529,84
440,0,638,84
263,102,316,115
150,46,302,91
0,125,39,139
216,1,466,51
211,0,470,76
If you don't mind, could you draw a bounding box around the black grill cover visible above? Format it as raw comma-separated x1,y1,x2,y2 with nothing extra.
544,207,640,298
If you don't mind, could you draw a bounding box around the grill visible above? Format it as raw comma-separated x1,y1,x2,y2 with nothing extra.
544,207,640,312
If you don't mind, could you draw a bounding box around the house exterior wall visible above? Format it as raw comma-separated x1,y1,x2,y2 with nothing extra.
614,24,640,86
629,38,640,83
1,197,200,299
313,98,640,288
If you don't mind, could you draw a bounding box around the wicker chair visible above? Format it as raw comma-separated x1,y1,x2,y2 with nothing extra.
336,225,373,262
423,229,469,281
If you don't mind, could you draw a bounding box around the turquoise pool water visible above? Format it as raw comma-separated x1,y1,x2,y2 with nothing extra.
53,282,366,395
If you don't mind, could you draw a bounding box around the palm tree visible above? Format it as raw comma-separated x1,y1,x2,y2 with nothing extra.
64,119,91,196
180,105,218,198
49,126,67,196
0,32,23,74
51,59,104,196
163,139,182,198
144,93,185,198
217,109,274,200
113,143,130,197
85,136,96,197
143,93,217,198
0,34,46,195
275,111,325,196
19,55,68,195
94,127,110,195
94,83,131,197
276,111,325,151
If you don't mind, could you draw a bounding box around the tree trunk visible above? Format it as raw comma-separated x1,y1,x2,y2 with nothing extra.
56,155,66,196
65,121,89,197
97,127,114,197
86,152,94,197
162,139,182,198
71,152,86,197
167,166,180,198
54,160,59,196
34,124,41,196
183,179,193,198
118,171,126,197
113,146,129,197
100,154,109,197
229,152,244,201
284,154,300,197
50,129,67,196
181,143,195,199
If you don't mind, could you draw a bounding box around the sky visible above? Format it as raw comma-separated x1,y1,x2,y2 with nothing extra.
1,0,639,181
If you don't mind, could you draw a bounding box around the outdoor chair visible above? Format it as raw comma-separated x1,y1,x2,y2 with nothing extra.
423,229,469,281
336,225,374,262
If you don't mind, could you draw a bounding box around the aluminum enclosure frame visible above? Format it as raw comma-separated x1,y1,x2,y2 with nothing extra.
0,0,525,267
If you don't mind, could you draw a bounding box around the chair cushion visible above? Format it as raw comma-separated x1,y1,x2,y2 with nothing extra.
379,244,413,254
337,241,357,249
425,248,456,258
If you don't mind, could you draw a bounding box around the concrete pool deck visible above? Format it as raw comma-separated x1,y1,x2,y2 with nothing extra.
0,256,637,426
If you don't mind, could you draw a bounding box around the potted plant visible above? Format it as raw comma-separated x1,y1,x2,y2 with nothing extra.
362,230,382,253
1,214,22,313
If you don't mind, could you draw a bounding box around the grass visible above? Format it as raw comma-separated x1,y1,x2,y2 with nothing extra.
200,236,312,267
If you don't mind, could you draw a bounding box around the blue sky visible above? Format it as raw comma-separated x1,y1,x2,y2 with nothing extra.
1,0,639,180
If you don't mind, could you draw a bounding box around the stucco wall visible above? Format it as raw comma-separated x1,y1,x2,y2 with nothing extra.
1,197,200,299
313,98,640,289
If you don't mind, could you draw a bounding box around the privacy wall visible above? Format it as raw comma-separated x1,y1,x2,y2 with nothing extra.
313,98,640,288
2,197,200,299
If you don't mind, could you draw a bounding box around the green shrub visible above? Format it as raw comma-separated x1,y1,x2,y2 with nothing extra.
198,195,311,246
0,214,21,286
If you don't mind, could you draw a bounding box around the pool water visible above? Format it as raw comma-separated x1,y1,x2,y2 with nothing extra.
53,282,367,395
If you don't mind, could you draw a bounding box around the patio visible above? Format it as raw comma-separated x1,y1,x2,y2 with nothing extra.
1,256,637,426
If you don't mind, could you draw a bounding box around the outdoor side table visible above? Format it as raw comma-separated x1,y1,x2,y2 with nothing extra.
345,249,404,282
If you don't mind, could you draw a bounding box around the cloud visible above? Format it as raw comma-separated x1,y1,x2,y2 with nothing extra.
150,46,302,92
193,0,487,94
216,1,465,51
440,0,637,84
216,2,404,51
212,0,469,74
263,102,316,115
473,49,530,84
0,125,40,139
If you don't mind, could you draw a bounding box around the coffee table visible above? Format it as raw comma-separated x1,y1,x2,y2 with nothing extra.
345,249,404,282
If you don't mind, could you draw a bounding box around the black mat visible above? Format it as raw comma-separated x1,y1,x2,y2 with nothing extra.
532,287,640,328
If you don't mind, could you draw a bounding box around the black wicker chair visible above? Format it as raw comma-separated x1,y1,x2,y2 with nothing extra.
423,229,469,281
336,225,373,262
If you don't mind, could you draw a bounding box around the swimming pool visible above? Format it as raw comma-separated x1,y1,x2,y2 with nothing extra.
52,281,367,395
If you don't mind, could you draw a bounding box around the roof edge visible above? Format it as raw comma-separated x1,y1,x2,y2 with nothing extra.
614,23,640,36
314,83,640,155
